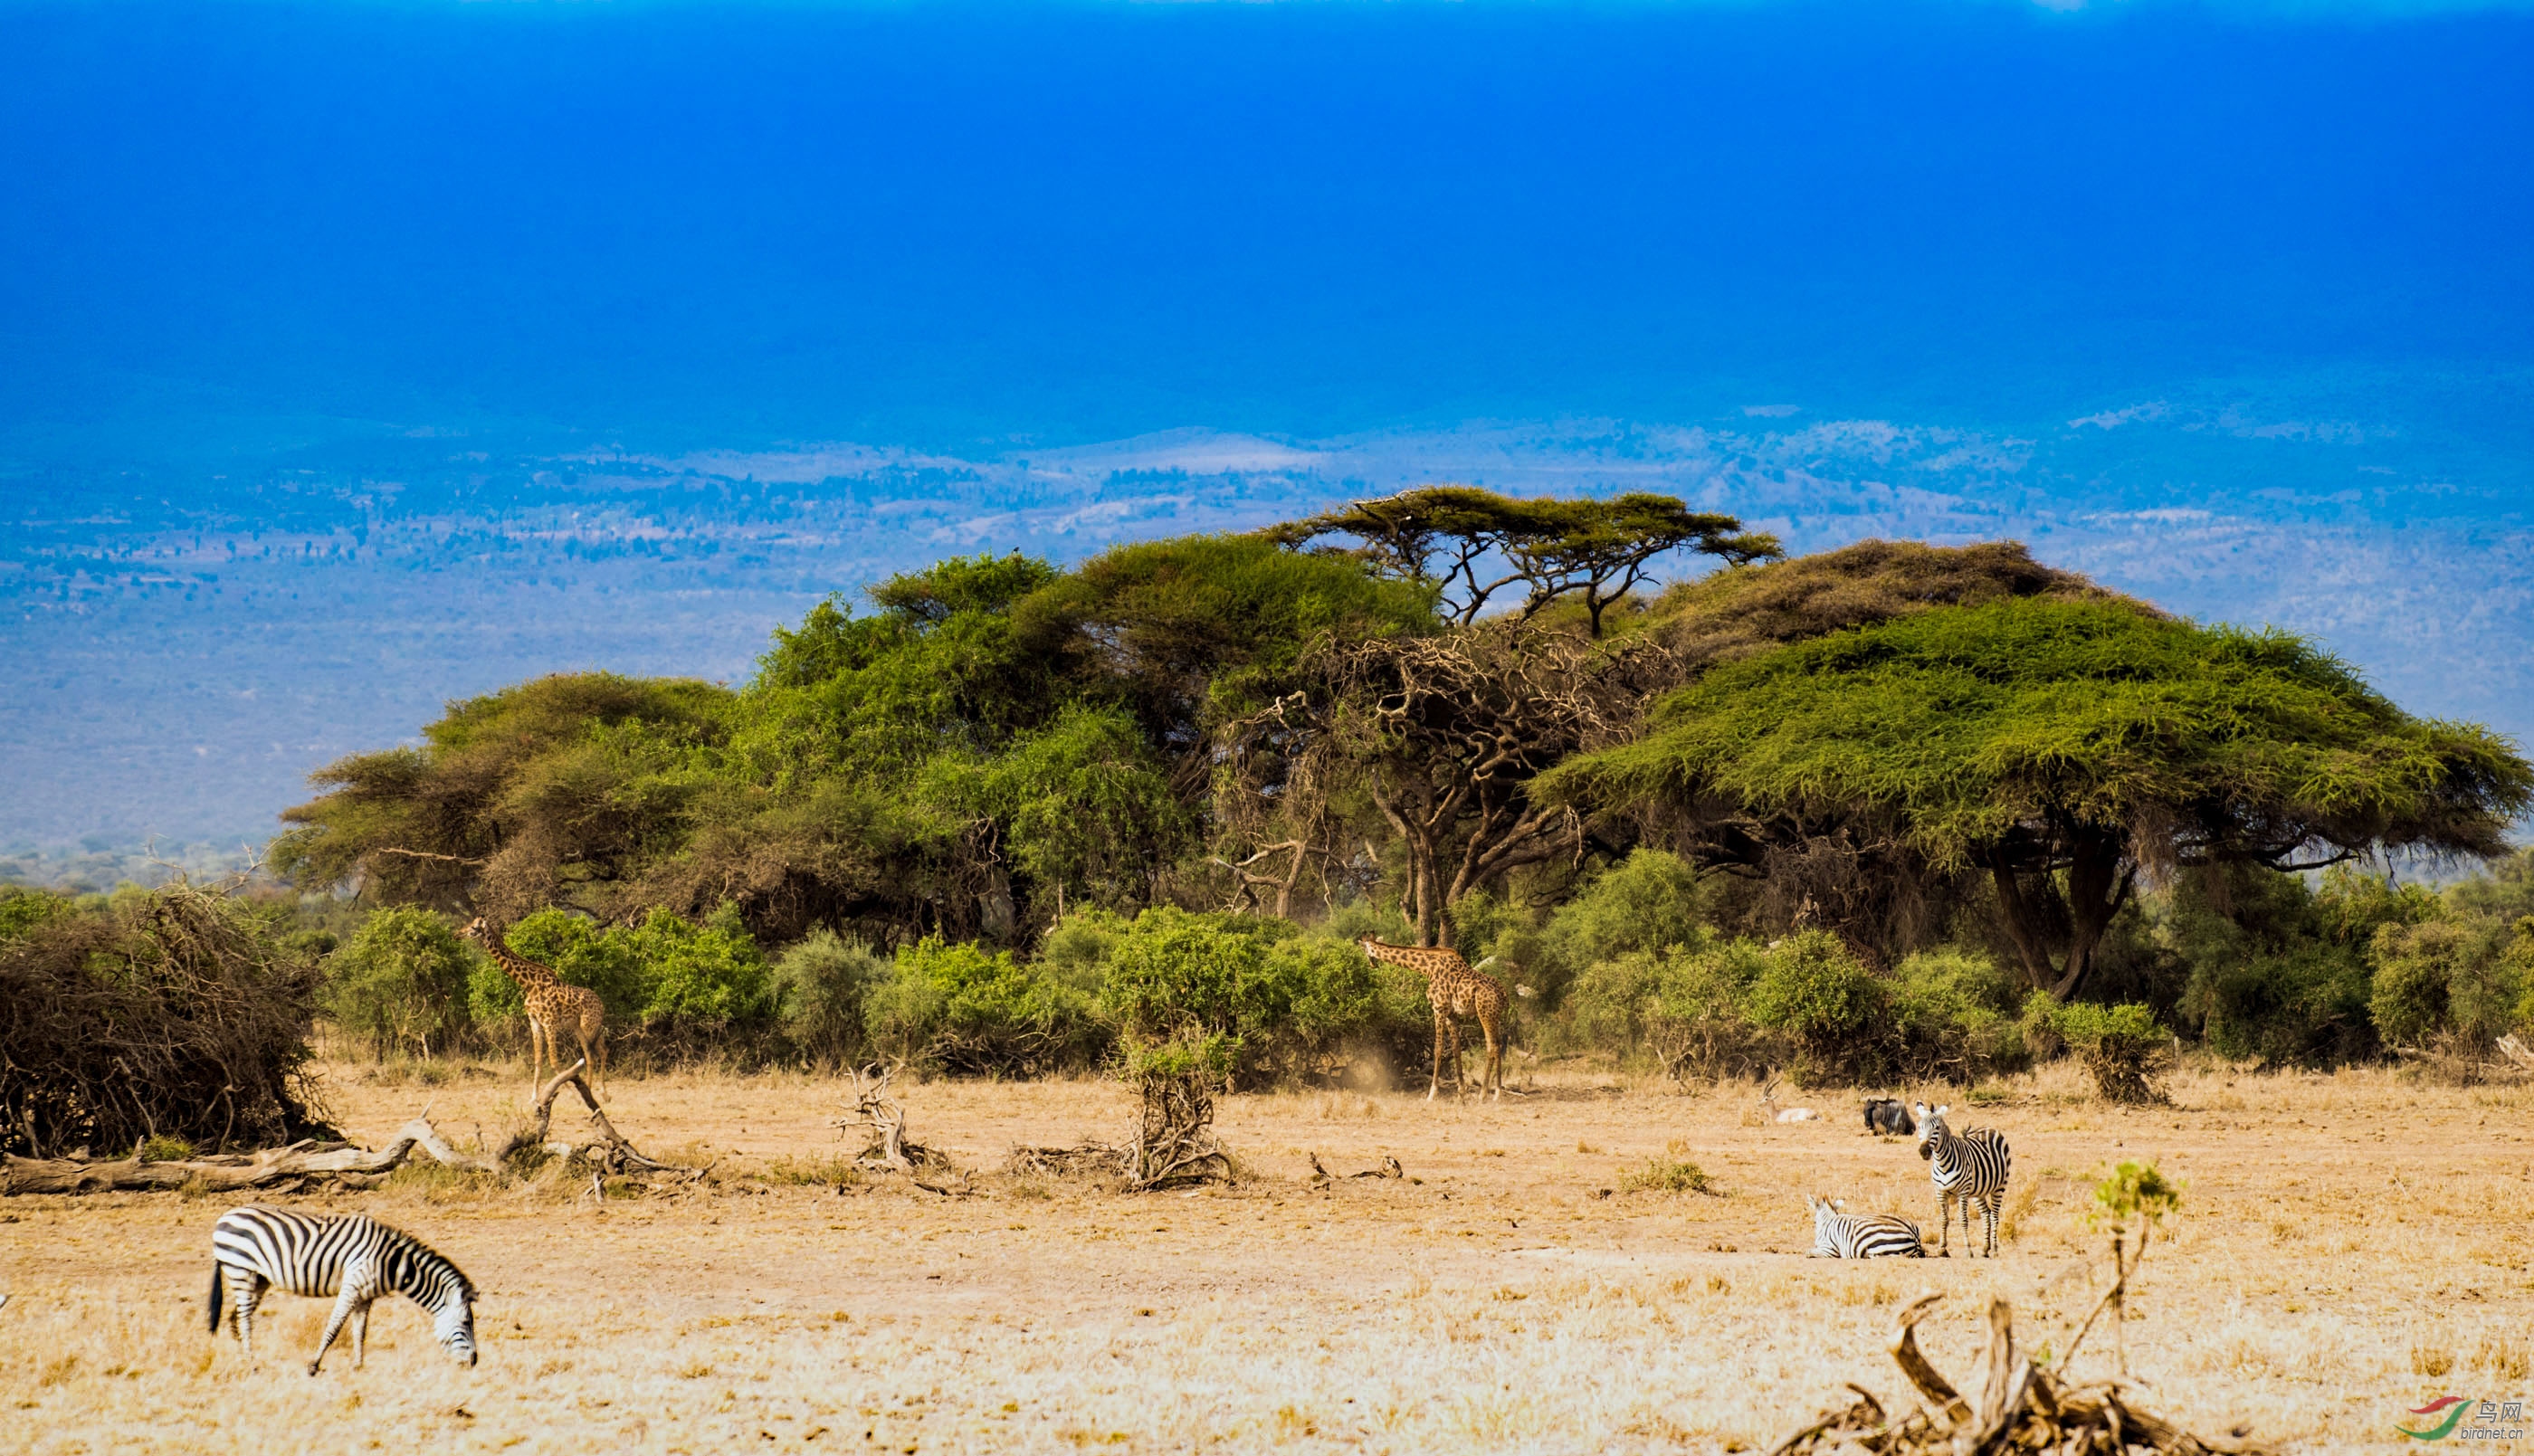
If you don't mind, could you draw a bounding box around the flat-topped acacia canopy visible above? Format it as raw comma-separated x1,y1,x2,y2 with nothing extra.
1542,597,2533,997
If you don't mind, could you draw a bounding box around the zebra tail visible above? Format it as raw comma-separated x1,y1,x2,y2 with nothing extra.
205,1261,223,1333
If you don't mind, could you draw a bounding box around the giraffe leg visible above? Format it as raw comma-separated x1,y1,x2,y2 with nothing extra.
1480,1011,1502,1102
1427,1011,1448,1101
582,1018,605,1102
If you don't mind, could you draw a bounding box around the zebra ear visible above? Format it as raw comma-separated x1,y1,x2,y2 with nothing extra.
1935,1104,1949,1116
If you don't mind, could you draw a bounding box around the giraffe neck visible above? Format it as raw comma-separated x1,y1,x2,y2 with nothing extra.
1365,941,1461,987
487,941,560,993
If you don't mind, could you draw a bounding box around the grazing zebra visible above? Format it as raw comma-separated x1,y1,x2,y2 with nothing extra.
207,1206,478,1374
1805,1194,1926,1259
1910,1102,2013,1258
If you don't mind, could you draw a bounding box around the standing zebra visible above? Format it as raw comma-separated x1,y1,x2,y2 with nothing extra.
1805,1194,1926,1259
207,1206,478,1374
1911,1102,2013,1257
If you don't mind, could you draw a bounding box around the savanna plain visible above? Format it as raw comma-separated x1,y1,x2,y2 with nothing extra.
4,1062,2529,1454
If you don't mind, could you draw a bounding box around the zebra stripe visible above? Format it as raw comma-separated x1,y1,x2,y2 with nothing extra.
206,1206,478,1373
1911,1103,2013,1258
1806,1195,1926,1259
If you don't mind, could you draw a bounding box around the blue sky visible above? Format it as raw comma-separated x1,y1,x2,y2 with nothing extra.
3,0,2530,852
6,0,2529,450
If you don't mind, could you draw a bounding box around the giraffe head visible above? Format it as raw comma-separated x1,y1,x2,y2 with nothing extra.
458,916,491,944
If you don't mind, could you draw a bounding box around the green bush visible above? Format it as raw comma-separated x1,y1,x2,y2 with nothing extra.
2182,942,2376,1067
2367,924,2454,1047
325,908,478,1060
1101,908,1281,1043
1742,930,1885,1079
1519,851,1709,1010
2510,919,2534,1033
1557,950,1671,1058
2017,988,2065,1060
1887,947,2029,1081
0,888,71,943
1121,1028,1238,1083
621,904,776,1039
1641,939,1773,1080
1097,907,1405,1086
2445,847,2534,925
2047,1000,2171,1103
867,935,1100,1076
2369,918,2525,1050
773,929,891,1066
1035,908,1128,998
2314,865,2442,947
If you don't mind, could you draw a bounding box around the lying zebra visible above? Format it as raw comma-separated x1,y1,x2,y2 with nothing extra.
208,1206,478,1374
1805,1194,1927,1258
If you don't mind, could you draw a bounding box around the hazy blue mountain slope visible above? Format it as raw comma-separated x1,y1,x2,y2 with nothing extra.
7,411,2525,860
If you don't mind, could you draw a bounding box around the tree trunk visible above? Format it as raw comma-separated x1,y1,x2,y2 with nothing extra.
1986,853,2060,991
2049,832,2135,1001
1988,833,2135,1001
1367,770,1461,947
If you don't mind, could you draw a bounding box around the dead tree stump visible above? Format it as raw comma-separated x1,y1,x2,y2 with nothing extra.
838,1063,962,1194
1766,1292,2259,1455
499,1059,705,1184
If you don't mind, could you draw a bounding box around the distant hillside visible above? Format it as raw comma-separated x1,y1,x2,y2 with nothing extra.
5,409,2529,859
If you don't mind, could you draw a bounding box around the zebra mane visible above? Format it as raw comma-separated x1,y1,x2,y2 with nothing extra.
405,1239,476,1303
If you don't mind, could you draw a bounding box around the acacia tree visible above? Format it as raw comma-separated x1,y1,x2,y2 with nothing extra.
1543,597,2533,997
1224,623,1675,946
1264,487,1777,635
275,538,1429,946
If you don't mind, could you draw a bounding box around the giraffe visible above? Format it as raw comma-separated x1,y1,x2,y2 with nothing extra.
460,917,607,1099
1358,937,1508,1102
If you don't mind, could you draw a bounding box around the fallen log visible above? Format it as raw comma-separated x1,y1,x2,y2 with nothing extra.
2497,1034,2534,1075
2,1116,499,1196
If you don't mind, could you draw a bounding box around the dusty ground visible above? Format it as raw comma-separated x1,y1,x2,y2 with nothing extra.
3,1060,2529,1454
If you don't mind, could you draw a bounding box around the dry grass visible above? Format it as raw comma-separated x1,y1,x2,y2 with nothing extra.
4,1061,2530,1452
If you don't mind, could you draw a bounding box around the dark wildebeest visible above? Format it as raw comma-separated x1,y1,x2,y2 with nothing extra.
1862,1098,1916,1137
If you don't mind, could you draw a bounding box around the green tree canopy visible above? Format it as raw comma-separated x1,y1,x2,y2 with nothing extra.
1543,596,2533,996
1264,486,1777,634
274,538,1429,947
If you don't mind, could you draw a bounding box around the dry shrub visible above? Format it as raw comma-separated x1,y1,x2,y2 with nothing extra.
2471,1334,2529,1381
1617,1157,1715,1194
0,881,331,1156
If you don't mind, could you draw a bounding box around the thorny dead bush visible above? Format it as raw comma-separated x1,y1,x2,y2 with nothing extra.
0,881,333,1156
